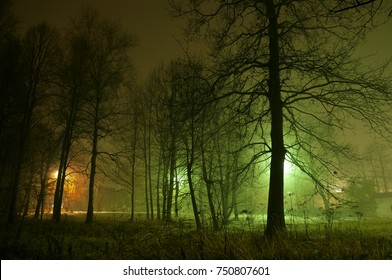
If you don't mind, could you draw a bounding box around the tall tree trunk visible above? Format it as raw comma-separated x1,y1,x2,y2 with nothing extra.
143,117,150,219
148,112,154,220
200,141,219,231
232,186,238,220
8,149,24,223
130,153,136,222
7,90,35,224
53,156,65,222
162,153,168,219
265,0,286,237
185,137,201,230
376,146,388,192
185,94,201,230
144,140,150,219
148,150,154,219
368,156,380,191
317,184,330,212
156,151,162,220
166,141,176,220
231,142,239,221
129,111,138,223
35,149,54,219
53,90,80,223
53,120,73,223
86,97,100,224
34,172,47,219
174,168,179,218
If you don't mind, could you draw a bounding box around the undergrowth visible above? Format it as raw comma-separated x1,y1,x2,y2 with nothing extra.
1,217,392,259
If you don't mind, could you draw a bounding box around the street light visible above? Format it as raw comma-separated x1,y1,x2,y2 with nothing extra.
52,170,59,179
284,158,293,175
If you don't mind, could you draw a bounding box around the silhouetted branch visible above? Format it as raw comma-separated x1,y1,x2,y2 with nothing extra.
331,0,376,13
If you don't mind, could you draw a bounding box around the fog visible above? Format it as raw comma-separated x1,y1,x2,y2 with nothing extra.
1,0,392,260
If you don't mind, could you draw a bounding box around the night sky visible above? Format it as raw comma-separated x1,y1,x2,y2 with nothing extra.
11,0,392,81
12,0,183,80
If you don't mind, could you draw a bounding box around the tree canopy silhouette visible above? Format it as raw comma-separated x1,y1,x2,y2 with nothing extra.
170,0,392,236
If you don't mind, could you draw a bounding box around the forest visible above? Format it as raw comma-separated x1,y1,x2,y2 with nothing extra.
1,0,392,259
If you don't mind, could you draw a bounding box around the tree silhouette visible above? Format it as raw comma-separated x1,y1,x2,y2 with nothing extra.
170,0,392,236
7,22,61,223
0,0,19,221
52,19,90,223
67,6,135,224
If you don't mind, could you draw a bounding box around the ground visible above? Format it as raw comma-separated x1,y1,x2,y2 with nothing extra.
1,212,392,259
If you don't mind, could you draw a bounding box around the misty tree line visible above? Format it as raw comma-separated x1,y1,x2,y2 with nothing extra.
0,3,135,224
168,0,392,236
1,0,392,237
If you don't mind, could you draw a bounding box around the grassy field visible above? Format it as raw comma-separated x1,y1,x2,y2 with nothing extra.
1,213,392,259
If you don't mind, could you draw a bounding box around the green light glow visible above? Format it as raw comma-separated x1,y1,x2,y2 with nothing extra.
284,159,293,175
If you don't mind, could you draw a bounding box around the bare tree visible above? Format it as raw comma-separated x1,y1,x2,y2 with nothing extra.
106,85,140,222
363,141,392,192
33,121,61,220
52,20,90,223
68,6,135,224
7,22,61,223
148,63,181,221
170,0,392,236
0,0,19,220
145,66,170,220
171,58,209,230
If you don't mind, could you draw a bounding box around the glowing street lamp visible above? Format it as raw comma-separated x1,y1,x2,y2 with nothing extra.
52,170,59,179
284,158,293,175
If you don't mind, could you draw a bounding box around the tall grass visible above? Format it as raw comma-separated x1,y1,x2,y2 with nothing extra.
1,216,391,259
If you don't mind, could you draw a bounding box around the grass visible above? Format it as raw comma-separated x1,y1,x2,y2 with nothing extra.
1,215,392,259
